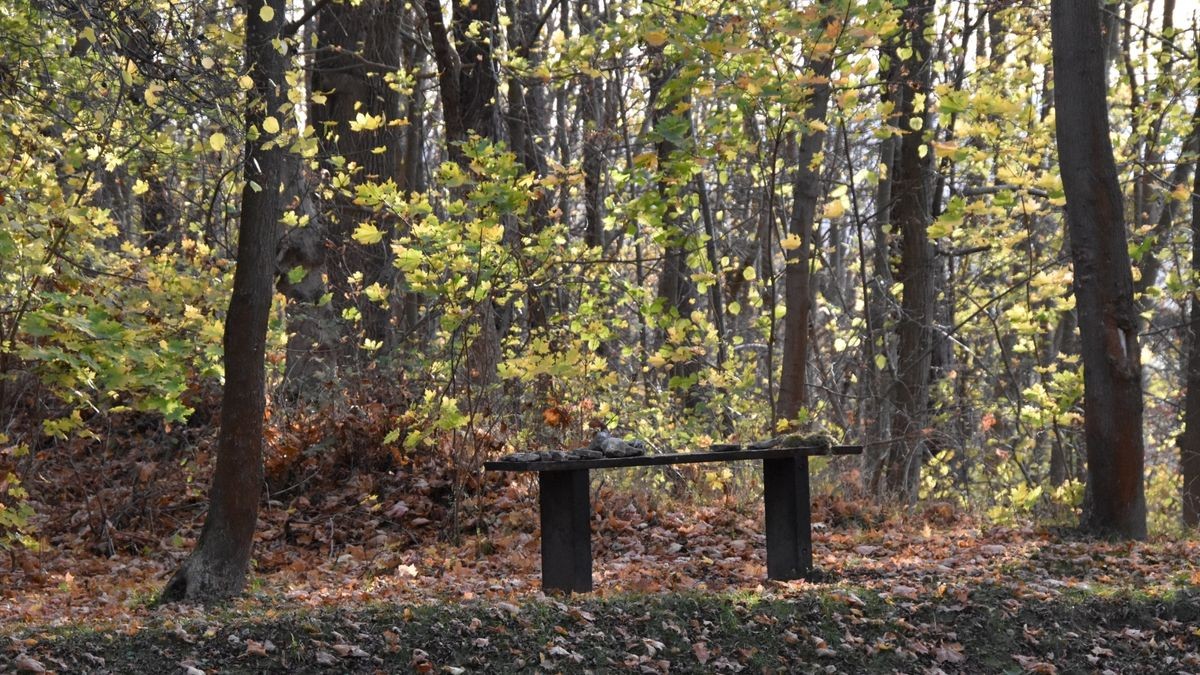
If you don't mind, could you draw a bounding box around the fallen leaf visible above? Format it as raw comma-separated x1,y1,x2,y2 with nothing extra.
332,643,368,657
935,643,965,663
14,655,46,673
1013,654,1058,673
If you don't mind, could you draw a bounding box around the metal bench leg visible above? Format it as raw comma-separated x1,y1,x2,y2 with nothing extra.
762,455,813,580
538,469,592,592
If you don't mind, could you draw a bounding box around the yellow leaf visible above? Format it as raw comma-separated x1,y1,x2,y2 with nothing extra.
823,199,846,218
350,112,383,132
144,84,162,107
645,30,668,47
352,222,385,245
633,151,658,169
259,4,275,22
201,56,215,70
780,234,803,250
932,140,958,158
209,133,226,152
238,75,255,90
262,116,280,134
132,179,149,196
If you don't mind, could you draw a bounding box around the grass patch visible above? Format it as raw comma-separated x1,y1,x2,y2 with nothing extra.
6,583,1199,673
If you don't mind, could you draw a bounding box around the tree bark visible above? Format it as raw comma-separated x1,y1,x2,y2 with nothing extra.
883,0,936,502
160,0,288,602
425,0,498,161
311,0,407,348
578,0,606,249
1179,58,1200,527
1051,0,1146,539
778,9,835,423
1181,151,1200,526
277,165,338,400
647,42,699,402
424,0,502,388
505,0,551,330
862,40,901,496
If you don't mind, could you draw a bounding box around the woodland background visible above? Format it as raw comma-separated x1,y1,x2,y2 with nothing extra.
1,0,1200,670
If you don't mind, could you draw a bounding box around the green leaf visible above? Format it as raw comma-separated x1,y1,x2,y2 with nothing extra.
352,222,385,245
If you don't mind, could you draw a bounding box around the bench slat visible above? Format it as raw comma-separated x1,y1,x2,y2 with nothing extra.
484,444,862,473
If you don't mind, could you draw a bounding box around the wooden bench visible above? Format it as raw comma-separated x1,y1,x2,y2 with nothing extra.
484,443,863,593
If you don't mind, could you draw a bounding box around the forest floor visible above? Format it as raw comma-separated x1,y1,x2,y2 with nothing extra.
2,411,1199,673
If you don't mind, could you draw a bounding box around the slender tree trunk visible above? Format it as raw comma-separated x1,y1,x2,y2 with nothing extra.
160,0,288,602
1051,0,1146,539
578,0,605,248
884,0,936,502
863,45,901,495
397,30,427,338
1181,158,1200,524
505,0,552,330
778,10,835,423
1179,50,1200,527
647,41,699,403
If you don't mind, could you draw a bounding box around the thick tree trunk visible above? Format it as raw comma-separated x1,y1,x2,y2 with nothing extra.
311,0,406,348
883,0,936,502
425,0,502,388
425,0,498,162
277,164,339,400
160,0,287,603
1050,0,1146,539
778,11,835,423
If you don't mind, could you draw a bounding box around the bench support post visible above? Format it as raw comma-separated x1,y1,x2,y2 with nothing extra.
762,455,813,580
538,469,592,593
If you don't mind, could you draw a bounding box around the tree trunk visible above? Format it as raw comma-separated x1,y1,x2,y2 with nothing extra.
311,0,407,348
883,0,936,502
277,165,338,400
1180,66,1200,527
647,42,699,403
160,0,287,602
425,0,502,388
778,9,835,423
578,0,605,249
505,0,552,331
1050,0,1146,539
862,42,901,496
425,0,498,161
